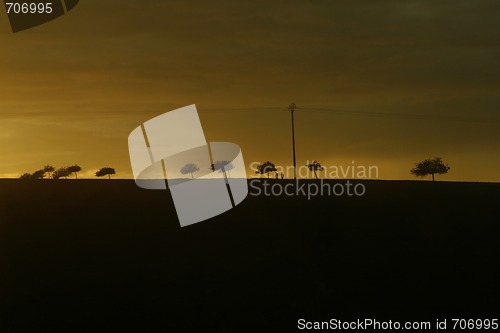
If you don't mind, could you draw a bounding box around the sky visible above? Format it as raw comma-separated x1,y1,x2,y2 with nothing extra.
1,0,499,181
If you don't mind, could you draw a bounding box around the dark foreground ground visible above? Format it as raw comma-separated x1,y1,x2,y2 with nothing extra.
0,179,499,332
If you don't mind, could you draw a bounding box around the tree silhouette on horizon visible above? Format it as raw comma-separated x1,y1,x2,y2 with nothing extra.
307,160,324,179
67,165,82,179
255,161,277,178
211,160,233,178
43,165,55,179
31,169,46,179
96,167,116,179
180,163,199,179
411,157,450,181
19,170,45,180
53,167,71,179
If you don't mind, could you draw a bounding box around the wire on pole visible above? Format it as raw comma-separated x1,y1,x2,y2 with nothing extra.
289,103,297,180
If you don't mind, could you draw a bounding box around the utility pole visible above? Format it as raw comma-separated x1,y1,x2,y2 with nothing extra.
289,103,297,179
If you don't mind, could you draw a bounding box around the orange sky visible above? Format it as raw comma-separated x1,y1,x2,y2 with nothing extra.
1,1,499,181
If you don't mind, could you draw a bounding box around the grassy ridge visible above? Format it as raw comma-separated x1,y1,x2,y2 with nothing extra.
1,179,499,332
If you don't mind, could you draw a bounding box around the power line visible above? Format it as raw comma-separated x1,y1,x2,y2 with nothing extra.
289,103,297,180
200,106,500,124
295,107,500,124
0,106,288,117
1,105,499,124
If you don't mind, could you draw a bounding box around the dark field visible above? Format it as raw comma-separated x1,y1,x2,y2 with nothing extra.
1,179,499,332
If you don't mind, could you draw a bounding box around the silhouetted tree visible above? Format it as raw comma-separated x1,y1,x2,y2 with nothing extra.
43,165,54,179
411,157,450,181
307,161,324,179
67,165,82,179
32,169,46,179
53,167,71,179
96,167,115,179
19,169,45,180
255,161,277,178
180,163,199,179
212,160,233,178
